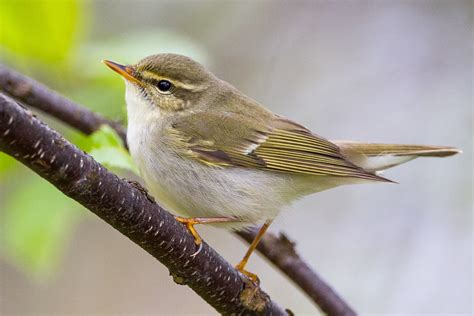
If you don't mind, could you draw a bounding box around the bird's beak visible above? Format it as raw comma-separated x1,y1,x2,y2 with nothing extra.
102,60,141,84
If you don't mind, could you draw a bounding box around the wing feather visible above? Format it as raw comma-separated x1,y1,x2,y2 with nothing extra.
169,112,390,182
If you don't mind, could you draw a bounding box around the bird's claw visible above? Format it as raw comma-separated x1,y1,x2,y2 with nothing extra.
235,263,260,285
190,243,203,257
175,216,203,257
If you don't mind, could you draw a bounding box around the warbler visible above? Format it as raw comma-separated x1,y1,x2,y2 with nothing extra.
104,54,459,281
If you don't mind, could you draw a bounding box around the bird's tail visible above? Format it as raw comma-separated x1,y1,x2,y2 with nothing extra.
333,141,461,172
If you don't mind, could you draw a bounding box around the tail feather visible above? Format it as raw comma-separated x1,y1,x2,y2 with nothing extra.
333,141,461,172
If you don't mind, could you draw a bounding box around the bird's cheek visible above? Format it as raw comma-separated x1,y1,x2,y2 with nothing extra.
155,96,184,112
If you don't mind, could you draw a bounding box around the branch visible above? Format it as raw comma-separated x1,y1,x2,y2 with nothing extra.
238,230,356,315
0,64,357,315
0,66,126,142
0,94,287,315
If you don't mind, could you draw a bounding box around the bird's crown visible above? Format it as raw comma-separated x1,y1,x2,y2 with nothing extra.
135,54,214,85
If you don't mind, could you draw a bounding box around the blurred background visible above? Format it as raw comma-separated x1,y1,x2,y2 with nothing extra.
0,0,471,314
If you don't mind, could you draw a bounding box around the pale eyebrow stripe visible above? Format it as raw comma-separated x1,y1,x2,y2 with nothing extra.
141,71,201,91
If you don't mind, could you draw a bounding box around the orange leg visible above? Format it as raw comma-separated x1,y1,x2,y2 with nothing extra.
175,216,240,255
235,220,272,284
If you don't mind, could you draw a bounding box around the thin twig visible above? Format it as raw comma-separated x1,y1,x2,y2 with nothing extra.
0,93,287,315
0,64,357,315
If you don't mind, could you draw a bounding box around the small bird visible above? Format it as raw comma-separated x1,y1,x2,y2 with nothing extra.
104,54,459,282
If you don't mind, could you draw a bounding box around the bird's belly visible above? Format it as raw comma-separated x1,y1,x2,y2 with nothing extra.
131,143,313,229
130,136,345,230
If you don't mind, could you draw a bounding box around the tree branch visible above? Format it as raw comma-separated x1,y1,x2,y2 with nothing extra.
238,230,356,315
0,66,126,142
0,94,287,315
0,64,357,315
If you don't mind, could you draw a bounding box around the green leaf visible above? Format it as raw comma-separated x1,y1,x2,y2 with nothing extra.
1,176,83,280
0,0,84,65
86,125,139,174
0,152,18,178
90,125,123,148
66,128,92,152
90,146,138,175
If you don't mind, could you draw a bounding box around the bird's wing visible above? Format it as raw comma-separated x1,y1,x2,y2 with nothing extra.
168,111,389,182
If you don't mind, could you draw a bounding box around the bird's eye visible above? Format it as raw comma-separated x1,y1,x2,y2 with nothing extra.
157,80,173,92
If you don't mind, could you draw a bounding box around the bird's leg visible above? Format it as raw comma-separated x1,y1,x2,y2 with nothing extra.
175,216,240,255
235,220,272,284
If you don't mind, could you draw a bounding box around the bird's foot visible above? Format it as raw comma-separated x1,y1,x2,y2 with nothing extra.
235,260,260,285
175,217,204,256
175,216,240,256
175,216,203,245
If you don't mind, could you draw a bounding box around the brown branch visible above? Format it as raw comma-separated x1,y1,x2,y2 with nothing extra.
238,230,356,315
0,65,127,143
0,64,357,315
0,93,287,315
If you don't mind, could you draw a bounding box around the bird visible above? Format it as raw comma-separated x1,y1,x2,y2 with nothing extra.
103,53,460,282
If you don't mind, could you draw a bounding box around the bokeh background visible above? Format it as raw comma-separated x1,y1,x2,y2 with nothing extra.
0,0,472,314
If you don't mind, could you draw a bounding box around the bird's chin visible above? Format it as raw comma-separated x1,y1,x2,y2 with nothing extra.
125,82,158,120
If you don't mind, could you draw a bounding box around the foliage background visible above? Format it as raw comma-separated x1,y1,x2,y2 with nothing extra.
0,0,472,314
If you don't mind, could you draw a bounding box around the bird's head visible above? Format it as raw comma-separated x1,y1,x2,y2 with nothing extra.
103,54,217,113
